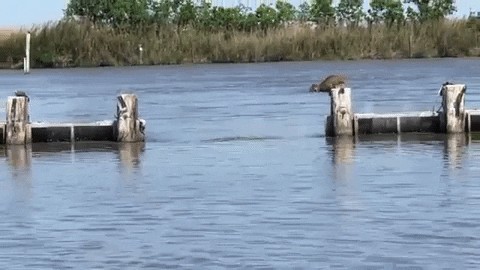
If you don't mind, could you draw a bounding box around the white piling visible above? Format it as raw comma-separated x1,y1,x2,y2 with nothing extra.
326,87,353,136
6,96,31,145
138,44,144,65
24,32,31,74
440,84,466,133
114,94,146,142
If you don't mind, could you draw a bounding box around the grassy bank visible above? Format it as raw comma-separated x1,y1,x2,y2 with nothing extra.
0,19,479,68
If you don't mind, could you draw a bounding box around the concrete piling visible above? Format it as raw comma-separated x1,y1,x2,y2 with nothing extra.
0,93,146,145
324,82,480,137
440,84,466,133
6,96,31,145
114,94,146,142
326,87,353,136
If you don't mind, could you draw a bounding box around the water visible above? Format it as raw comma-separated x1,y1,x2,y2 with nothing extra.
1,58,480,269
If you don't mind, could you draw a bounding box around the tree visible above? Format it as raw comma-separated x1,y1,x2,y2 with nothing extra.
236,4,257,32
149,0,175,25
256,4,279,31
176,0,197,27
275,0,296,24
403,0,456,22
209,6,245,31
65,0,104,24
116,0,150,26
310,0,335,24
368,0,404,26
241,13,259,32
297,1,311,22
65,0,150,27
336,0,364,27
194,0,213,30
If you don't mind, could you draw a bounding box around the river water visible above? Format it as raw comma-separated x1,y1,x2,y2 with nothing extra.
0,58,480,269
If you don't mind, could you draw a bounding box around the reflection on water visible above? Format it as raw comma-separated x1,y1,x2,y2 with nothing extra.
326,135,356,184
6,145,33,201
443,133,468,170
326,135,356,165
6,142,145,173
117,142,145,172
328,132,470,173
6,144,32,173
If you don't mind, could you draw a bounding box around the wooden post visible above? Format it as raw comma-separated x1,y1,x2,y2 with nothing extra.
24,32,30,74
138,44,144,65
326,87,353,136
6,96,31,145
115,94,146,142
440,84,466,133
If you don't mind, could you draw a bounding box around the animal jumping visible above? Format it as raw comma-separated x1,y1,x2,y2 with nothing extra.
310,75,347,93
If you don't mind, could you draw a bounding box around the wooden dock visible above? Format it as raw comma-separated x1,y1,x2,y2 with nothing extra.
325,83,480,137
0,93,145,145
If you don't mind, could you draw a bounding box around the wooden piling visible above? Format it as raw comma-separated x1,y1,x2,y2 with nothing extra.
114,94,146,142
326,87,353,136
6,96,31,145
440,84,466,133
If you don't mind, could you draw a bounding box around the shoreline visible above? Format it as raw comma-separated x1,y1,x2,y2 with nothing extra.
1,55,480,71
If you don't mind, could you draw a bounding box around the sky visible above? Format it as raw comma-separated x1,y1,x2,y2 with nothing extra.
0,0,475,28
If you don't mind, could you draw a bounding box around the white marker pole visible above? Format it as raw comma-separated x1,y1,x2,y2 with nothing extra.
138,44,143,65
24,32,31,74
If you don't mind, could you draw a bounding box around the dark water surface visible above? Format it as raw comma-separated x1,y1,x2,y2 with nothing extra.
1,58,480,269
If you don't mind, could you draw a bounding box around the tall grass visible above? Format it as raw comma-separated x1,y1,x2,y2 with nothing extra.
0,19,479,68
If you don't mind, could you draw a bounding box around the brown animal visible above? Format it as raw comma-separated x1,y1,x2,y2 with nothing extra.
310,74,347,93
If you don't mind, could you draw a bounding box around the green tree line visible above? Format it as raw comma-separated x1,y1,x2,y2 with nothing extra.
64,0,457,31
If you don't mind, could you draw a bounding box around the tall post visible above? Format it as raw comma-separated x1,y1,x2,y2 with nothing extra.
24,32,31,74
440,84,466,133
326,87,353,136
138,44,143,65
6,96,31,145
115,94,146,142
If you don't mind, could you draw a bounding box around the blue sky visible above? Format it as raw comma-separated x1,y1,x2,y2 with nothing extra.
0,0,475,27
